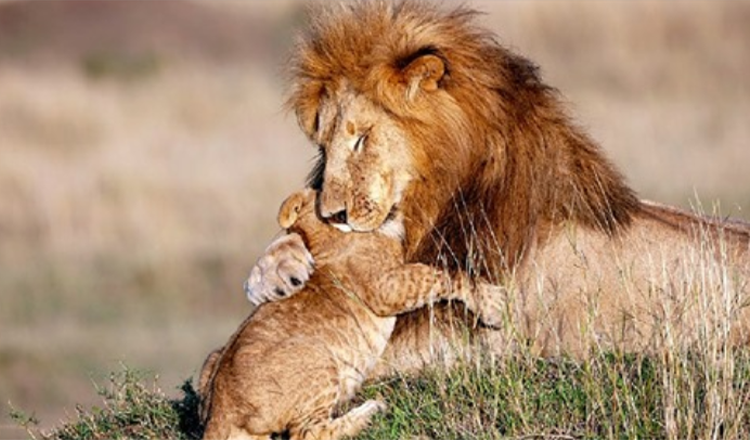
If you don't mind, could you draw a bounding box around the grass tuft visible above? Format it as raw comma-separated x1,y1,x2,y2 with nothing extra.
27,366,202,440
357,350,750,440
9,404,41,440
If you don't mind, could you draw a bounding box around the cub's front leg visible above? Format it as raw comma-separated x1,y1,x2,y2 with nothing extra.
244,190,318,307
357,263,505,327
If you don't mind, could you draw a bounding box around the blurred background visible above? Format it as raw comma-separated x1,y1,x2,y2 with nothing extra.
0,0,748,437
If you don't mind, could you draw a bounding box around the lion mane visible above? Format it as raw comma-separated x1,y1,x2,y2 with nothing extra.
290,1,643,276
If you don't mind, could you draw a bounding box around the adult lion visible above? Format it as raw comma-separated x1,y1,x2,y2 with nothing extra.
245,1,750,372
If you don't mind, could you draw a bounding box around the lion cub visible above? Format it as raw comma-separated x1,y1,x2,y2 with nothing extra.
200,189,489,440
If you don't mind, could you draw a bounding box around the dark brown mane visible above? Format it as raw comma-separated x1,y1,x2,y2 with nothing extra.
291,0,641,279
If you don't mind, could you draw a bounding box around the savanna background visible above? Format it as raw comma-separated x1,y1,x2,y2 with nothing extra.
1,1,748,438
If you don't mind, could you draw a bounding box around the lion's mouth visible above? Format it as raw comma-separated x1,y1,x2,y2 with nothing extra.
330,210,348,225
329,211,353,232
327,204,400,234
331,223,353,233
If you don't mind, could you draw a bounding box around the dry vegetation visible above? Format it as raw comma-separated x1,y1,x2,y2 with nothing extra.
1,1,749,438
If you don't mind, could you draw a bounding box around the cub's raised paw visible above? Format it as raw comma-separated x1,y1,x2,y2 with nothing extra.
244,232,314,306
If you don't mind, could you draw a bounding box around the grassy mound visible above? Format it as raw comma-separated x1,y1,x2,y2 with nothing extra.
359,352,750,439
12,368,203,440
15,349,750,440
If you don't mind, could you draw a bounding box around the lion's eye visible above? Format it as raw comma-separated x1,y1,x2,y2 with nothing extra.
313,112,320,134
353,133,368,153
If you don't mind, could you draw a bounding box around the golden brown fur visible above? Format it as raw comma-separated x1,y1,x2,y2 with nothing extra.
200,189,498,439
283,0,750,367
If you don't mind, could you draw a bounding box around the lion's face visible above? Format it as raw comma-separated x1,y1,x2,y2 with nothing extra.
298,83,415,233
289,2,476,237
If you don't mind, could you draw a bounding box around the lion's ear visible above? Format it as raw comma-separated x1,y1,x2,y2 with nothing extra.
402,54,445,100
291,81,326,138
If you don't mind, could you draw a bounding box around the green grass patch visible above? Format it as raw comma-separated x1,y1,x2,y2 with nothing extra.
358,351,750,439
358,354,662,439
12,367,203,440
15,351,750,439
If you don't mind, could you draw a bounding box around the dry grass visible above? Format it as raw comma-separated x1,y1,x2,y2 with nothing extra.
1,1,749,438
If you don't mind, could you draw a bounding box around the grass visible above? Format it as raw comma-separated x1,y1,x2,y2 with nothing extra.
18,348,750,440
359,354,664,439
360,351,750,439
11,367,203,440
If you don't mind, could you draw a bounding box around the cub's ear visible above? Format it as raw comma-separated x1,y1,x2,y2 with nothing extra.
278,192,305,229
278,189,316,229
402,54,445,100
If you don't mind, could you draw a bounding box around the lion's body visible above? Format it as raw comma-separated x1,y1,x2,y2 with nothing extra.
515,203,750,356
201,190,489,439
367,203,750,379
284,0,750,375
371,203,750,378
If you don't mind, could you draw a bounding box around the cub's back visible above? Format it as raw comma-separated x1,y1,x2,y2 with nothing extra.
202,188,407,437
203,269,395,436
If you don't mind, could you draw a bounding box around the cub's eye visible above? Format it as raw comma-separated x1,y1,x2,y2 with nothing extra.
353,132,368,153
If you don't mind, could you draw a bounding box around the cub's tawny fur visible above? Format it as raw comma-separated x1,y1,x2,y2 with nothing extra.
245,0,750,368
200,190,496,440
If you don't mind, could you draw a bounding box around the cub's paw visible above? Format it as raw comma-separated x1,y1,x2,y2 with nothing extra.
351,399,387,417
340,400,387,435
244,233,314,306
471,282,506,329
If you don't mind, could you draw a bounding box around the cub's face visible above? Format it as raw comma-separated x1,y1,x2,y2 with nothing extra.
278,189,405,265
298,83,414,233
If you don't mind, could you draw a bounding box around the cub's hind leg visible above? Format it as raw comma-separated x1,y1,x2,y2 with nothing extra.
198,348,222,399
294,400,386,440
